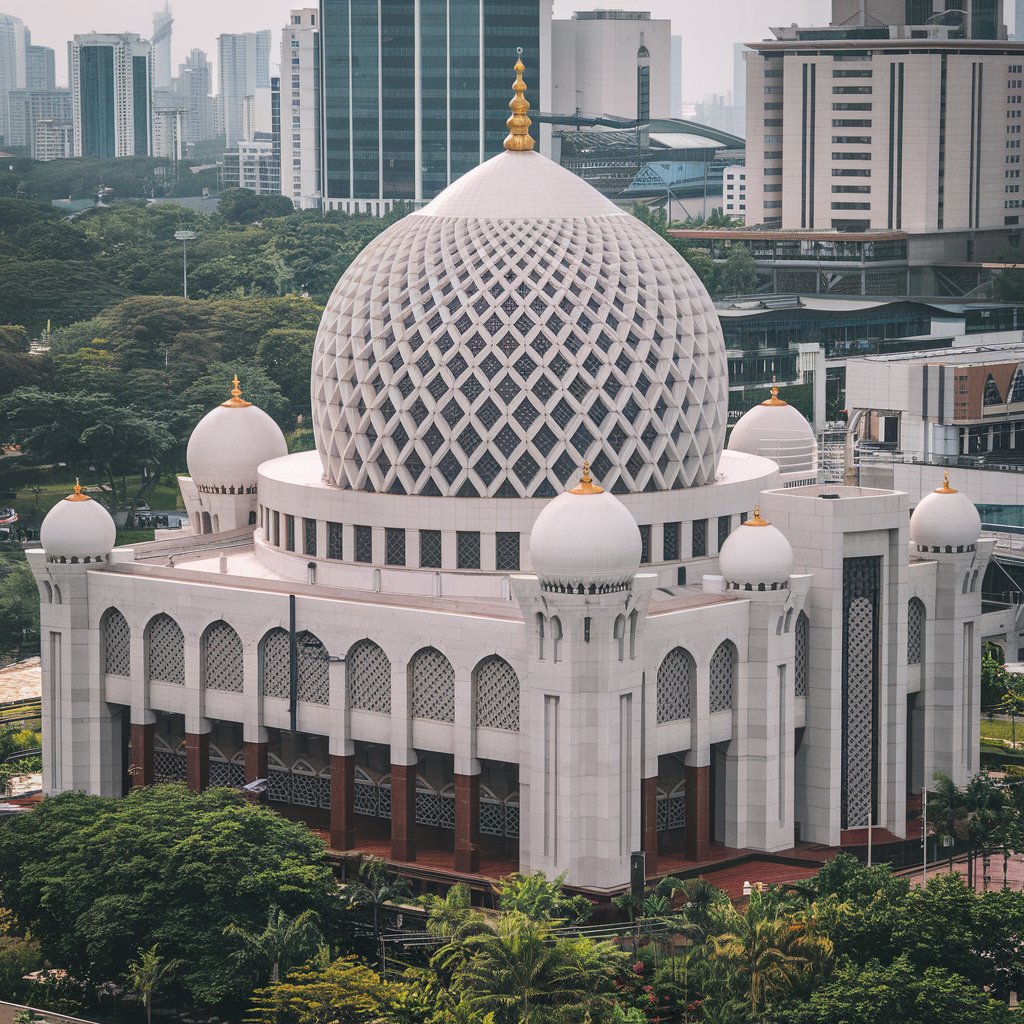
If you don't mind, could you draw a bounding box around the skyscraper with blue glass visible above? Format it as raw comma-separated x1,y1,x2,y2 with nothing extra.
318,0,550,213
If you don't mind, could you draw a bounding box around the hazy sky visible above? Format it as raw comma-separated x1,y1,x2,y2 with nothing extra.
2,0,834,99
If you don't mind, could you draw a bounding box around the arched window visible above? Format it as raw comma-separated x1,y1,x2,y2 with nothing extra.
795,612,809,697
347,639,392,713
146,614,185,685
908,598,925,666
984,374,1003,405
260,628,329,704
536,613,546,660
202,621,243,693
629,610,638,659
295,632,329,704
1010,365,1024,404
410,647,455,722
103,608,131,676
261,629,290,699
657,647,694,723
613,615,626,662
709,641,736,713
474,655,520,731
551,617,563,663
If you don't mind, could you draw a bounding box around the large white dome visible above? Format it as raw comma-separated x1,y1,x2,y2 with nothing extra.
718,508,794,590
40,482,117,561
909,473,982,552
728,386,817,475
311,149,728,499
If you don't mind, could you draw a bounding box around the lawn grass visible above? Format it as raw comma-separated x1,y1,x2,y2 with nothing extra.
981,716,1024,744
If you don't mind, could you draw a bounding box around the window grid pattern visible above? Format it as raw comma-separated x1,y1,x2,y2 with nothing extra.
693,519,708,557
355,525,372,562
327,522,343,559
717,515,731,550
210,758,246,789
846,595,875,826
154,749,186,782
908,598,924,666
261,629,330,704
656,791,686,831
203,621,243,693
638,524,651,563
474,656,520,730
147,614,185,685
420,530,442,568
495,532,520,571
103,608,131,675
795,612,809,697
385,528,406,566
410,647,455,722
347,639,392,713
663,522,680,561
303,518,317,556
285,515,296,551
480,794,520,837
709,641,735,713
457,531,480,569
657,647,694,723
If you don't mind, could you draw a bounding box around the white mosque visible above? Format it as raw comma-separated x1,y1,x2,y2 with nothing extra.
28,60,991,892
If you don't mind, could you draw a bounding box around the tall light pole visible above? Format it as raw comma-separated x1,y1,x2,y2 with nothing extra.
174,229,197,299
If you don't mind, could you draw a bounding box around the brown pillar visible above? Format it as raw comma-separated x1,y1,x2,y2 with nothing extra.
244,740,268,783
330,754,356,851
186,732,210,794
684,764,711,862
640,775,659,875
390,763,416,861
130,722,155,788
454,773,480,873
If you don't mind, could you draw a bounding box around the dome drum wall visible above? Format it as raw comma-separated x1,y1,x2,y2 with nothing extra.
311,151,728,502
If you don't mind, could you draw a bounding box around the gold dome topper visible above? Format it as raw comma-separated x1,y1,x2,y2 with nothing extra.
65,477,91,502
935,470,958,494
570,460,604,495
762,376,787,407
504,49,535,153
743,504,770,527
221,374,252,409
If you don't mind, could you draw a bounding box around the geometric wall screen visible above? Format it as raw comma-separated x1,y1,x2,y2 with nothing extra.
203,621,243,692
410,647,455,722
656,646,694,722
347,639,392,713
794,611,809,697
907,598,924,666
146,613,185,685
474,655,520,731
260,628,330,705
103,608,131,676
709,641,735,713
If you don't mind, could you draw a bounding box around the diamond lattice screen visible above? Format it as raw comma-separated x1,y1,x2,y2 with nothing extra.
103,608,131,676
657,647,694,723
347,640,392,713
908,599,923,666
262,629,290,699
474,656,520,731
709,642,735,714
795,612,809,698
410,647,455,722
311,213,727,498
147,614,185,685
203,621,244,692
296,633,329,705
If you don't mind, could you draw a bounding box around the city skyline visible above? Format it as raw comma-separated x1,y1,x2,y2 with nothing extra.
0,0,834,102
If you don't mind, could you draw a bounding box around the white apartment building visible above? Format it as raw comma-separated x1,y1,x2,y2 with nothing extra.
744,35,1024,234
551,10,671,119
152,108,186,161
33,118,73,161
221,137,279,194
282,8,321,210
218,31,271,148
723,165,747,222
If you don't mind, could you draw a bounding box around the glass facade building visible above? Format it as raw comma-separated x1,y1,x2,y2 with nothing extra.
319,0,548,210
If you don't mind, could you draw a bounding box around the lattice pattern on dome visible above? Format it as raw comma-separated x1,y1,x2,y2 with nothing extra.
410,647,455,722
474,656,520,731
908,598,924,666
147,614,184,685
795,612,809,697
103,608,131,676
203,621,243,693
709,641,735,713
657,647,694,723
311,212,727,497
260,629,330,704
347,640,391,713
845,596,875,827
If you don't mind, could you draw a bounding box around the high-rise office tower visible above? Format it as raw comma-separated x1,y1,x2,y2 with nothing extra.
0,14,28,147
218,31,272,147
671,36,682,118
832,0,1006,37
7,87,71,151
1017,0,1024,36
176,48,214,144
282,9,321,209
152,3,173,94
25,37,56,91
318,0,550,213
69,33,154,159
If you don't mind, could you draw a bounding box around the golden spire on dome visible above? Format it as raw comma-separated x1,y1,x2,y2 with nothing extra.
504,49,535,153
744,504,770,526
66,477,90,502
762,376,787,407
936,470,958,494
221,374,252,409
570,460,604,495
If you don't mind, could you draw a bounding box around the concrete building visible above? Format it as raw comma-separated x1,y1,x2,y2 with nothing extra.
6,88,71,152
0,13,27,148
152,107,186,161
722,165,747,222
152,3,173,97
69,33,153,159
671,36,682,118
175,49,214,146
282,8,321,210
221,136,279,194
25,40,55,91
551,10,671,120
30,77,990,892
832,0,1006,36
319,0,550,214
218,30,271,148
33,118,73,161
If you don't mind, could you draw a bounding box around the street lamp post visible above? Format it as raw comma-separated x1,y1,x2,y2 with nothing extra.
174,229,197,299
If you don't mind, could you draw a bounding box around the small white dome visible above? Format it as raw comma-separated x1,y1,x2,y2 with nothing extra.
40,482,117,560
529,465,641,591
728,386,817,475
186,378,288,490
718,508,794,589
909,473,982,551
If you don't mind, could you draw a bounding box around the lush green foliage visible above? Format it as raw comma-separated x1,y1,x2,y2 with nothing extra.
0,557,39,660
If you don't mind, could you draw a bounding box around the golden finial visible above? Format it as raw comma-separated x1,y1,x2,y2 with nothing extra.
744,504,769,526
66,477,90,502
504,48,535,153
570,460,604,495
221,374,252,409
936,470,957,494
762,376,787,407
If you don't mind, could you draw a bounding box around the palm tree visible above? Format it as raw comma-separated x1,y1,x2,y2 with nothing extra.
965,773,1006,891
342,856,412,954
125,944,181,1024
927,773,969,875
224,906,322,984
